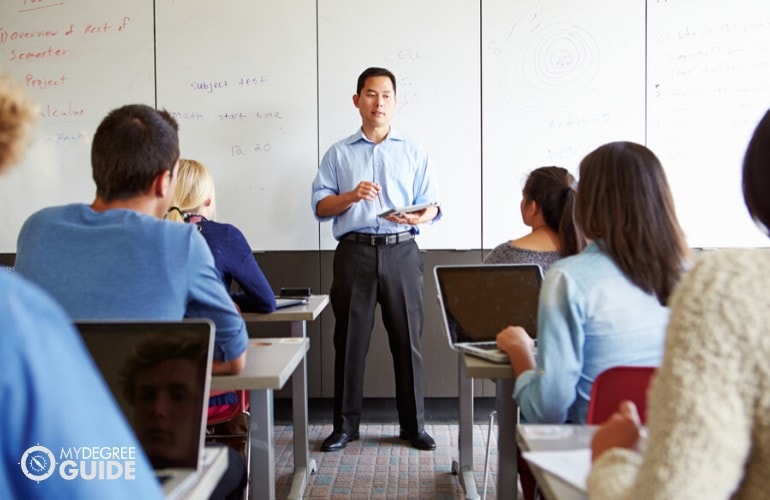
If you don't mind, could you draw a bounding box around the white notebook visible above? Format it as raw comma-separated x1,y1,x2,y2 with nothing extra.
522,448,591,493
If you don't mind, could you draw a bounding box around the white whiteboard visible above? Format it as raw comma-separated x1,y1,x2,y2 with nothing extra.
155,0,318,251
0,0,154,251
647,0,770,248
317,0,482,251
482,0,646,249
2,0,770,253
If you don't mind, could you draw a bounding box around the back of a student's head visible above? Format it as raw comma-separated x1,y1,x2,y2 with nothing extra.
576,141,687,304
743,109,770,235
166,159,215,223
0,75,38,174
524,166,585,256
91,104,179,203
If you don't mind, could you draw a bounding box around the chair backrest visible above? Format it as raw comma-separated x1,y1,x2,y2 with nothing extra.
587,366,657,425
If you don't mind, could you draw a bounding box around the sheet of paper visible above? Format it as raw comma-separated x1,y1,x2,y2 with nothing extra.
521,448,592,493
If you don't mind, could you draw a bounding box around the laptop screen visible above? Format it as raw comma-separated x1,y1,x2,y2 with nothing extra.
75,320,214,471
434,264,544,345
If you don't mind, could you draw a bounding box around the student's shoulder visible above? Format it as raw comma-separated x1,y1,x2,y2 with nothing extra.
681,248,770,299
202,218,242,235
23,203,84,224
544,244,614,287
0,272,74,343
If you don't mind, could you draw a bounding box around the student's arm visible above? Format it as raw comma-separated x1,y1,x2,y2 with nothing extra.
496,326,536,376
222,224,276,313
186,232,249,372
212,351,246,375
513,267,585,423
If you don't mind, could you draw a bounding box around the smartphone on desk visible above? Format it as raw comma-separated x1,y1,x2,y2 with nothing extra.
280,287,312,298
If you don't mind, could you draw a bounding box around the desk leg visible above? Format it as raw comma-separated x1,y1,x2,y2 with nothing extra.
456,355,480,500
286,320,315,500
251,388,275,500
496,379,518,500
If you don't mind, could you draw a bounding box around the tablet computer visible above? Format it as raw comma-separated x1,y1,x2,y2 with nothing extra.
378,202,437,218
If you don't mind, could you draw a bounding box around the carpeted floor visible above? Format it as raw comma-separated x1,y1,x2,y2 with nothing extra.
274,423,501,499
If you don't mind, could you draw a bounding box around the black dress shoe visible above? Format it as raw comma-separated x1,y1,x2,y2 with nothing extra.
321,431,360,452
399,430,436,450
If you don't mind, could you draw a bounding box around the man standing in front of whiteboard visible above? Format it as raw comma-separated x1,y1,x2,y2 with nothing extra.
311,67,441,452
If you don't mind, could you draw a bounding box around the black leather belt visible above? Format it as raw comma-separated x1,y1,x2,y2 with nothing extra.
342,231,414,246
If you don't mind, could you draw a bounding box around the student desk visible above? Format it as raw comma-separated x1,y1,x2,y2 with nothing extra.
238,295,329,499
211,337,309,500
456,355,518,500
517,424,596,500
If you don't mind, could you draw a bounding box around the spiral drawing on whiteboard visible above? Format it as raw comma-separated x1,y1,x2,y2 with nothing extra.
493,7,607,110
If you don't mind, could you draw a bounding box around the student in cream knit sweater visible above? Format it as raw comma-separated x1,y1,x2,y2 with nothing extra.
587,109,770,499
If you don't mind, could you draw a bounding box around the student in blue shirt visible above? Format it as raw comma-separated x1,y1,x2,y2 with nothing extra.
497,141,690,424
14,103,249,499
0,76,162,499
165,158,276,313
15,104,248,376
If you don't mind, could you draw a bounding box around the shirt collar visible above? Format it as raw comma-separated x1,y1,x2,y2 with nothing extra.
345,127,405,145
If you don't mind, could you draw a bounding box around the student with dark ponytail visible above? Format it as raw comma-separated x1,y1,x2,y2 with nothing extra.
484,166,585,272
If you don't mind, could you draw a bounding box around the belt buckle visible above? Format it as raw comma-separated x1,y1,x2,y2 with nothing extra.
367,234,378,246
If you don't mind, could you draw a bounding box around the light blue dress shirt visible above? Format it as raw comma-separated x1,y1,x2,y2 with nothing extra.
311,128,441,240
514,242,668,424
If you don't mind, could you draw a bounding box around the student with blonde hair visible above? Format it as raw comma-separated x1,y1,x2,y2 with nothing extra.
167,159,276,313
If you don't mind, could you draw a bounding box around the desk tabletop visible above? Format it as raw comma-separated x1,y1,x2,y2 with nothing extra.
518,424,597,452
462,353,514,379
517,425,597,500
241,294,329,323
210,337,309,391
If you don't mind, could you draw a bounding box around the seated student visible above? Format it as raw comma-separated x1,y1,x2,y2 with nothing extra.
587,111,770,499
0,76,162,498
14,104,248,376
496,141,690,425
13,104,248,498
483,166,585,271
166,158,276,313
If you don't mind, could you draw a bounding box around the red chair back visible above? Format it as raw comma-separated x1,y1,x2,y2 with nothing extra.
587,366,656,425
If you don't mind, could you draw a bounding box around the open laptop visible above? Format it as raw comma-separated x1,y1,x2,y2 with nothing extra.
75,319,215,499
434,264,543,363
